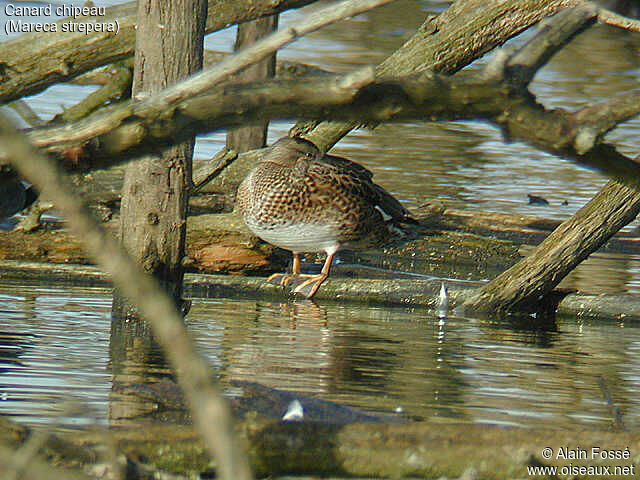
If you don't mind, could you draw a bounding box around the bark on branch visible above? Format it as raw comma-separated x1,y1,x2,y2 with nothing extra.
12,65,639,185
0,0,317,105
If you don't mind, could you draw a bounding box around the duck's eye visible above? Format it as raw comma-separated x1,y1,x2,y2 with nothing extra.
305,152,314,158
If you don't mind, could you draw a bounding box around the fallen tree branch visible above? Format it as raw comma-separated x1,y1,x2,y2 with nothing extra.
51,63,133,124
192,149,239,191
70,51,332,86
7,99,44,127
145,0,395,107
15,65,638,183
291,0,584,151
0,0,317,105
463,177,640,315
498,5,597,87
461,5,640,316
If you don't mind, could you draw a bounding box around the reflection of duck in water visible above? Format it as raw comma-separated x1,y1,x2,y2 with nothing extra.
0,170,38,221
236,137,416,299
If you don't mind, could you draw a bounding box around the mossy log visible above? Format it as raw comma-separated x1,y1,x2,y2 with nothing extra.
2,257,640,321
2,414,640,479
2,206,640,319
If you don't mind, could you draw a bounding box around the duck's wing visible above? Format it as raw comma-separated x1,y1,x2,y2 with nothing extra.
302,154,416,225
321,154,374,181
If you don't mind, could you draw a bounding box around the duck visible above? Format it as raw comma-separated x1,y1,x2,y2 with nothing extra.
236,136,415,299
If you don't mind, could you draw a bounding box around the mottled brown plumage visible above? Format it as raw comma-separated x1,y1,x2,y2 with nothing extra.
236,136,415,298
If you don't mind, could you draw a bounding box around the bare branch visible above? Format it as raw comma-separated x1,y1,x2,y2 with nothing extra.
0,0,317,104
7,100,44,127
51,64,132,124
593,1,640,32
294,0,583,151
156,0,395,105
192,149,239,191
501,5,597,87
15,68,637,183
572,92,640,145
0,113,253,480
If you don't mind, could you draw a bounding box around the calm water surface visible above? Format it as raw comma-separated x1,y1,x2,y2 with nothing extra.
0,283,637,431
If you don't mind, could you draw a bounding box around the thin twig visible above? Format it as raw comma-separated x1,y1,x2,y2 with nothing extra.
0,112,253,480
502,5,597,87
8,100,45,127
157,0,395,105
51,65,132,124
593,2,640,32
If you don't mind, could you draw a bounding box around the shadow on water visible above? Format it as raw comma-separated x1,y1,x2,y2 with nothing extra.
0,282,636,433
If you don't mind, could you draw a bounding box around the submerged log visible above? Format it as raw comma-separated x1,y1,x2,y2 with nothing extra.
2,256,640,322
2,413,640,479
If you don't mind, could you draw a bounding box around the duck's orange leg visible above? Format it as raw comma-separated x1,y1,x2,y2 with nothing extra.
292,251,336,299
267,253,302,286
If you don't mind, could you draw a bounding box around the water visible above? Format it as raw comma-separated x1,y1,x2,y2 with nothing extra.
0,283,636,431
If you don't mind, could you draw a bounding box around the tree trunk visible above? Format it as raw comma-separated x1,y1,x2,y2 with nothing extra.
112,0,207,318
463,177,640,315
226,16,279,152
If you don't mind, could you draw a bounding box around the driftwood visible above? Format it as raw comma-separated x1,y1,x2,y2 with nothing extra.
51,63,132,124
464,178,640,314
15,63,640,180
6,5,635,188
2,256,640,322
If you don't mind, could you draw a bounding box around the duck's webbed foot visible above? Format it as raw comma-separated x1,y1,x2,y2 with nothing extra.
267,253,303,287
292,273,329,299
267,273,296,287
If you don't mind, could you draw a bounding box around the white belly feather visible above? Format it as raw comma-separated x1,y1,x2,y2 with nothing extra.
246,220,340,254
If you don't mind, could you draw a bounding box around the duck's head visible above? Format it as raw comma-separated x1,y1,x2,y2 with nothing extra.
263,137,322,167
